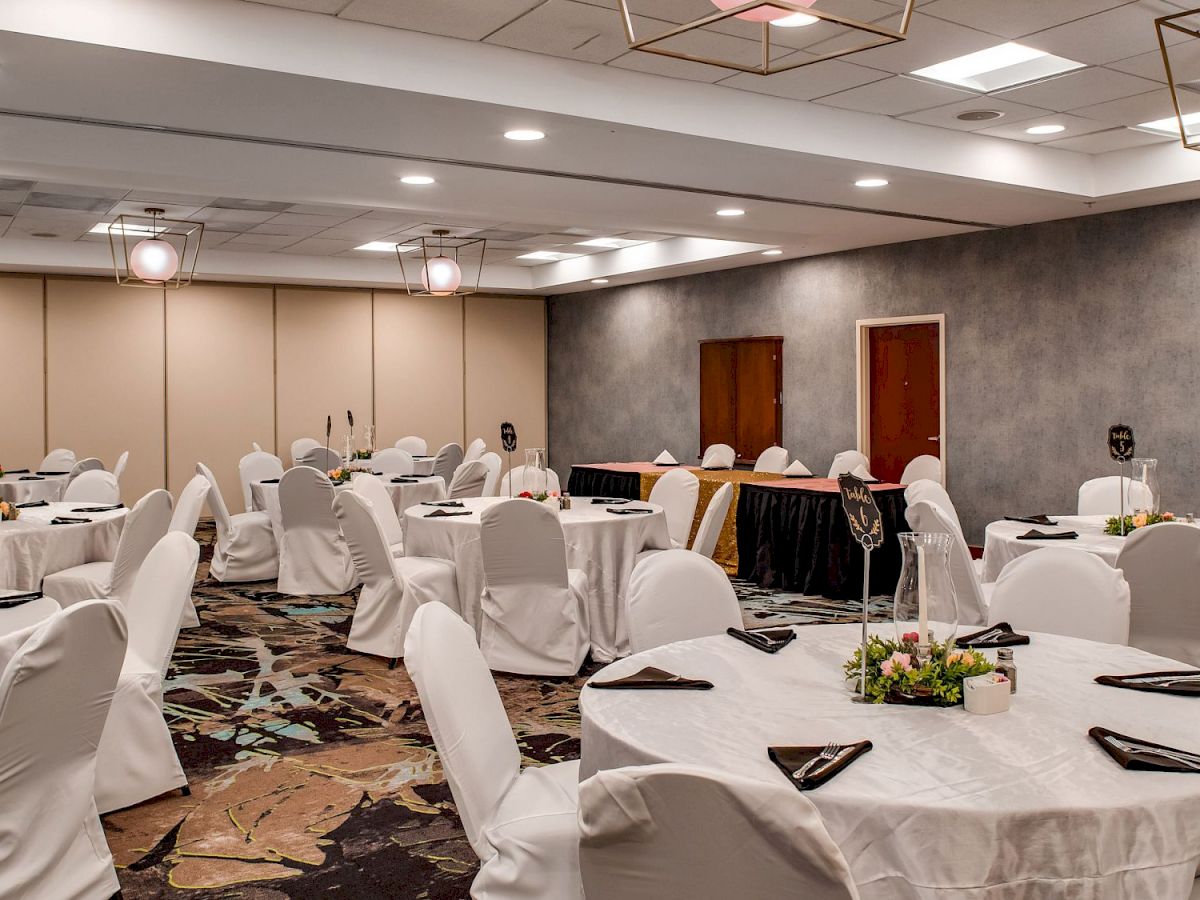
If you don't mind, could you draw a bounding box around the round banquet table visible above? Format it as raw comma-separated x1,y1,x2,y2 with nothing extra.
0,472,70,504
251,476,446,539
403,496,672,662
580,623,1200,899
0,501,128,592
981,514,1126,582
354,454,436,477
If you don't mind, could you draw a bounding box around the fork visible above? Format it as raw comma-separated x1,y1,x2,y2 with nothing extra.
1107,736,1200,770
792,743,840,781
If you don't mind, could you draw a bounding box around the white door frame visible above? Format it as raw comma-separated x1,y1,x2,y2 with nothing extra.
855,314,947,486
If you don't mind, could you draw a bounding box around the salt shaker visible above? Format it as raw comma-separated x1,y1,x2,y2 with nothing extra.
561,492,572,510
995,648,1017,694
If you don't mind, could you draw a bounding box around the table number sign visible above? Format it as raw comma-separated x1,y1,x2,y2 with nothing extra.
324,414,332,460
501,422,518,495
839,473,883,701
1108,424,1134,536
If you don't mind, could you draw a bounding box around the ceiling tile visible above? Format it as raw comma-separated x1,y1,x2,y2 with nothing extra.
108,199,204,218
284,203,363,216
995,67,1165,111
6,219,92,239
815,74,974,114
268,211,359,226
1044,126,1177,152
338,0,546,41
1069,88,1178,126
0,179,35,192
1109,43,1200,83
125,190,219,206
248,223,325,237
25,193,115,213
211,197,292,212
1023,2,1189,66
899,95,1052,130
823,13,1000,75
974,112,1111,142
606,21,775,80
718,56,889,101
19,204,112,221
0,189,30,204
31,182,126,199
316,221,404,240
222,234,299,249
197,231,239,247
486,0,632,64
277,237,366,255
192,207,278,224
920,0,1128,40
244,0,353,13
0,202,23,217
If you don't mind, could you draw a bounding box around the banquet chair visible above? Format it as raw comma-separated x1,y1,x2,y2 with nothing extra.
1118,522,1200,666
277,466,355,595
199,461,278,583
753,446,789,473
395,435,427,456
828,450,870,478
904,479,965,536
1078,476,1155,516
988,548,1130,644
579,764,859,900
334,492,459,667
648,468,700,549
433,442,465,484
627,549,741,653
42,488,172,608
478,499,590,676
169,474,209,628
38,447,76,471
67,457,105,479
448,460,490,499
113,449,130,482
251,442,263,452
701,443,736,469
238,449,285,513
0,599,126,900
62,468,119,504
350,472,406,556
371,447,414,476
404,602,584,899
290,437,321,467
900,454,941,485
691,482,735,559
296,446,341,472
905,499,992,626
479,451,503,497
464,437,487,464
499,465,563,497
94,532,199,813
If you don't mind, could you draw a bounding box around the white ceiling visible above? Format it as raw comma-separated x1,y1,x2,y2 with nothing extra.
0,0,1199,294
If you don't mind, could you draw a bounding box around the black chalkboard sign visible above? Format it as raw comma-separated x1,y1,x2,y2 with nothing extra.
1108,424,1134,463
500,422,517,453
838,473,883,551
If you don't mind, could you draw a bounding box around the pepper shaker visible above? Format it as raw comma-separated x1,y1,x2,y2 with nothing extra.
995,648,1017,694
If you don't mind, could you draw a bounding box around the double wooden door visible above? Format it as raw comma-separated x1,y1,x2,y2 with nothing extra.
699,337,782,464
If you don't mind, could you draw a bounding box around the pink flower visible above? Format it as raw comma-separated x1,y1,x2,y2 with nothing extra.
1133,513,1147,528
902,631,920,643
1163,512,1176,521
881,651,913,678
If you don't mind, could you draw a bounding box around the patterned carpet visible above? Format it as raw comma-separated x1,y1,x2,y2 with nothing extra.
104,526,890,897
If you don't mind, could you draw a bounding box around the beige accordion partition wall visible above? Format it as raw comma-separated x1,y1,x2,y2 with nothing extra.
0,275,45,475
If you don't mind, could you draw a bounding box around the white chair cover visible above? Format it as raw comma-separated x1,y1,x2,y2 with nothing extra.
648,469,700,550
350,472,406,553
395,436,427,456
1119,522,1200,666
627,549,741,653
433,442,465,484
62,469,120,504
42,488,173,608
94,532,198,813
112,450,130,482
900,454,941,485
828,450,870,478
500,465,562,497
277,466,355,595
700,443,736,469
170,474,210,536
404,602,583,899
988,548,1131,644
479,452,503,497
297,446,341,472
238,450,284,513
0,599,126,900
67,457,105,480
579,764,859,900
448,460,490,499
371,447,414,476
1078,476,1155,516
334,492,458,665
905,499,991,626
691,482,734,559
251,442,263,453
38,448,76,471
199,461,278,583
752,446,789,474
290,437,321,467
0,596,61,638
464,438,487,464
904,478,964,536
478,500,590,676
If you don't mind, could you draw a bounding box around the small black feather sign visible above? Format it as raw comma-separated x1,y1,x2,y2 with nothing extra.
325,415,332,441
1108,424,1134,463
500,422,517,453
839,473,883,551
347,409,354,429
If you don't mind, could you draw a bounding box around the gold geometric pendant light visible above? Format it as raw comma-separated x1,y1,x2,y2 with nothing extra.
1156,8,1200,151
106,207,204,289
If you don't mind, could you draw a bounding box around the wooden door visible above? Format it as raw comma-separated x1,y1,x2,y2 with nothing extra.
867,323,940,483
699,337,782,463
700,342,736,457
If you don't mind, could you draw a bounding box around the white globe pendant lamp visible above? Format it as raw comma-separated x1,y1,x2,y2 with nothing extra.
421,253,463,296
397,228,486,297
107,206,204,289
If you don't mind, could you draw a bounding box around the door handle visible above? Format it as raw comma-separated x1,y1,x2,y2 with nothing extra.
927,436,940,442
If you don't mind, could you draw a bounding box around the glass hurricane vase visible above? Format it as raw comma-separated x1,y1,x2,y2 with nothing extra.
525,448,548,495
894,532,959,657
1130,458,1159,515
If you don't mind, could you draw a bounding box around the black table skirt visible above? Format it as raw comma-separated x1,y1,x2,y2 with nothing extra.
567,466,642,501
736,484,907,599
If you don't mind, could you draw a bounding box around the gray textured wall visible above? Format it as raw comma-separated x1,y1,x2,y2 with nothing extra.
548,200,1200,543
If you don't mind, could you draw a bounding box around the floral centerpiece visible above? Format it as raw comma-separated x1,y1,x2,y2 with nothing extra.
328,466,370,485
353,449,373,461
1105,511,1175,535
518,490,558,503
843,634,994,705
0,501,18,522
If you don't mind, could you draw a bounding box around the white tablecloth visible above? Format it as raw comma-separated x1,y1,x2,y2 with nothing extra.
353,454,436,477
581,623,1200,899
0,502,127,591
982,514,1125,581
0,473,70,504
251,476,446,541
403,496,672,661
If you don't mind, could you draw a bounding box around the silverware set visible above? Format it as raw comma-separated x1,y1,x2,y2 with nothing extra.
1106,735,1200,770
1123,673,1200,688
792,743,850,781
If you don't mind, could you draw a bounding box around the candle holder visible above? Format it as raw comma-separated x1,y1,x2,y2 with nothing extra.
894,532,958,659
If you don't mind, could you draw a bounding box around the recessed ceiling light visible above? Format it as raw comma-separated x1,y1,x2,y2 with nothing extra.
716,208,745,217
400,175,435,185
911,42,1084,93
518,250,582,261
1025,124,1066,135
762,249,783,256
504,129,545,141
771,12,818,27
591,278,610,284
855,178,889,188
1134,111,1200,138
576,237,645,249
355,241,419,252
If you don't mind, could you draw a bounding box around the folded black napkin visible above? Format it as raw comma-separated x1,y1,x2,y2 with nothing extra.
727,627,796,654
588,666,713,690
655,462,681,467
412,455,431,459
425,509,472,518
19,476,44,481
591,497,631,505
422,500,464,508
1090,727,1200,772
769,741,872,791
956,622,1031,648
606,508,654,516
50,516,91,525
860,478,882,484
783,474,816,479
259,478,280,484
702,466,730,471
1004,514,1056,526
71,504,123,513
390,477,418,484
0,592,41,609
1095,670,1200,696
36,471,69,476
1017,529,1078,541
14,500,48,509
4,469,30,474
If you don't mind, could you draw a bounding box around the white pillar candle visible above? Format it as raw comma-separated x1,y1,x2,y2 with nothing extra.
917,543,929,643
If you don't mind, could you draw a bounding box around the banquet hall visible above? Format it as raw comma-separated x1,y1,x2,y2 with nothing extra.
3,0,1200,897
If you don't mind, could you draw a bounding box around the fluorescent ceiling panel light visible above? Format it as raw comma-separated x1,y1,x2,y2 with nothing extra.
911,42,1084,93
355,241,419,252
575,237,646,249
518,250,582,261
1135,111,1200,138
